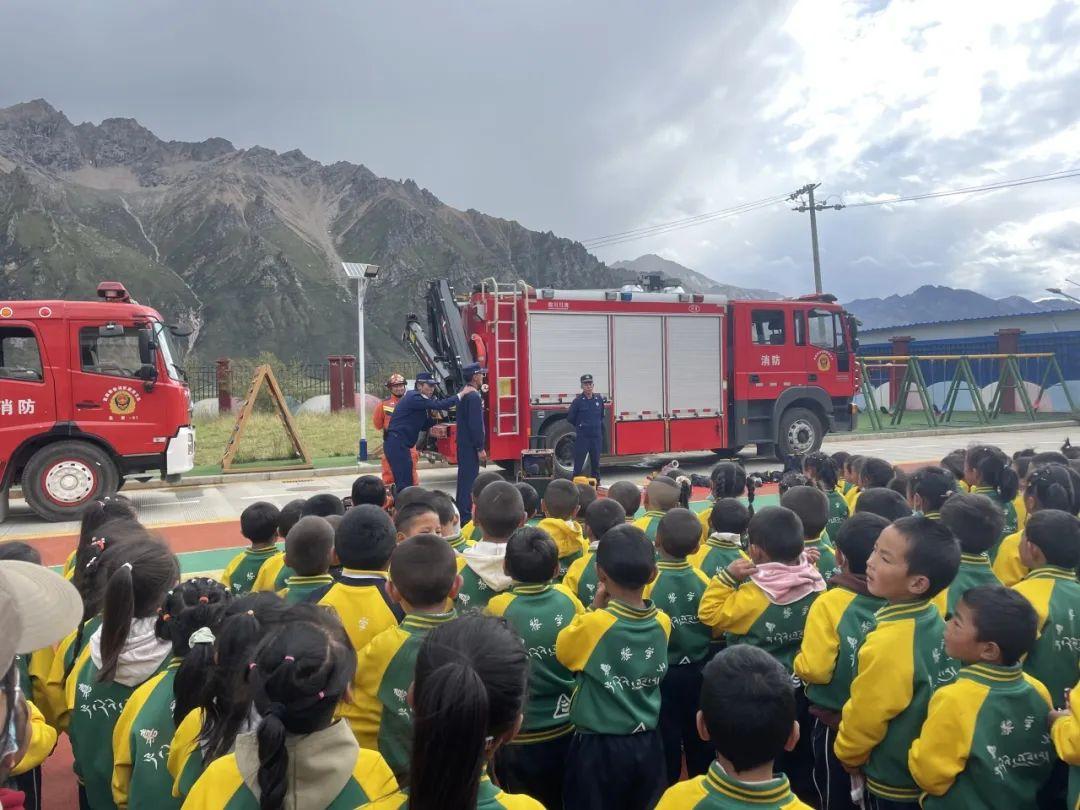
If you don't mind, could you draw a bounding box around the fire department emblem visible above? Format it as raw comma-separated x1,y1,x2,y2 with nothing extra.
104,385,141,417
814,351,832,372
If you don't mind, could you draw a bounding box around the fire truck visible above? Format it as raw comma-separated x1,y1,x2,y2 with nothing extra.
405,277,860,476
0,282,195,522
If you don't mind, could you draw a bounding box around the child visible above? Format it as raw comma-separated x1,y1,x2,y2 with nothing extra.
634,476,689,541
537,479,588,578
908,585,1052,809
359,614,541,810
655,645,812,810
938,493,1004,616
795,512,889,810
698,506,825,672
516,481,541,526
645,508,714,785
64,494,138,579
690,498,750,578
575,481,598,516
832,450,852,493
782,485,840,580
698,462,753,543
167,593,294,800
352,474,389,509
778,472,810,495
221,501,281,595
854,487,913,522
965,444,1020,550
906,466,957,519
302,492,346,517
1011,509,1080,702
248,497,308,594
607,480,643,522
184,609,398,808
489,527,586,808
563,498,627,606
887,468,910,499
994,463,1075,586
940,449,969,492
67,538,179,810
111,577,230,810
315,504,403,739
427,489,467,551
460,471,505,544
1050,680,1080,810
279,515,335,603
842,455,866,512
353,534,461,778
834,516,961,806
456,481,526,612
393,500,442,543
803,451,849,541
556,524,671,810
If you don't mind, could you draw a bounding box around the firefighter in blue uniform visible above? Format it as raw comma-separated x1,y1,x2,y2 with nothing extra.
384,372,473,493
455,362,487,525
567,373,605,483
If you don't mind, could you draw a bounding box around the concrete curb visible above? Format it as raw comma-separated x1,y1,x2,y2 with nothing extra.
824,419,1078,443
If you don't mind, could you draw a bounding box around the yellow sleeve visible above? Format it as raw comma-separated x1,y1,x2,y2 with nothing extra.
992,533,1028,587
112,677,148,808
834,621,915,767
931,589,947,618
168,708,203,797
656,609,672,642
1052,682,1080,765
10,700,56,776
562,555,589,598
347,628,404,751
1014,494,1027,531
793,590,850,685
353,746,399,801
697,571,766,635
844,487,861,513
697,507,712,546
182,755,246,810
1013,579,1053,630
554,583,587,615
26,647,55,720
252,554,285,593
61,644,94,733
632,515,651,532
656,777,710,810
219,552,244,588
556,611,617,673
485,592,515,618
908,679,985,796
44,628,78,728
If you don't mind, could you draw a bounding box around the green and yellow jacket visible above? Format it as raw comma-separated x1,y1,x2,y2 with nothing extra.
562,545,599,606
536,517,588,578
1013,565,1080,702
280,574,335,604
655,761,814,809
689,533,748,579
358,776,543,809
112,659,182,810
251,549,293,593
220,546,278,595
944,553,1000,616
824,489,849,543
909,663,1053,810
644,560,712,666
633,510,667,543
1050,679,1080,810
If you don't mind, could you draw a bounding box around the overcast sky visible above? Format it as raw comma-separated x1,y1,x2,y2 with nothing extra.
1,0,1078,300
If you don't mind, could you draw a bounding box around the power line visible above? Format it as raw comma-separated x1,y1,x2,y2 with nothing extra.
843,167,1080,208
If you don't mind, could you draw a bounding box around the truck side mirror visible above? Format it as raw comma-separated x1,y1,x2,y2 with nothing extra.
136,363,158,391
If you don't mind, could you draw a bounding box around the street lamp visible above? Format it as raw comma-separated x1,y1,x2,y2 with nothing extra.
342,262,380,461
1046,287,1080,305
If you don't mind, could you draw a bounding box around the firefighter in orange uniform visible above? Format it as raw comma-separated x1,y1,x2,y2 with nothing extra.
374,373,419,486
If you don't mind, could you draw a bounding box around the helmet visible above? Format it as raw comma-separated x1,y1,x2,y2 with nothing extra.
386,373,406,388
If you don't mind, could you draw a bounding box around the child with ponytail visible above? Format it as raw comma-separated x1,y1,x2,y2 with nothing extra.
66,538,179,809
802,451,848,540
63,495,139,580
965,444,1021,553
111,577,230,809
994,463,1078,586
184,608,398,810
697,461,755,545
905,465,958,519
361,613,540,810
166,593,293,800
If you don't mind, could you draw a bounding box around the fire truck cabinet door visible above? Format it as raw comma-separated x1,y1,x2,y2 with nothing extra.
665,315,726,452
527,313,610,404
611,316,664,455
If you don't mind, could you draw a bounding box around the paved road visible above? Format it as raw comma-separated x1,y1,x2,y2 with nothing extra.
2,424,1074,544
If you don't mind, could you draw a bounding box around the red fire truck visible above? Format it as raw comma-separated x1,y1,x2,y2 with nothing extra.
0,282,195,522
405,277,860,475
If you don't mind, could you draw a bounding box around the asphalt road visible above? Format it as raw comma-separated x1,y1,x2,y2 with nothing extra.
1,424,1074,542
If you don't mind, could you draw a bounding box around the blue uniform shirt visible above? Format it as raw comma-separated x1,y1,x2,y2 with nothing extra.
456,390,486,449
567,392,605,436
386,389,460,447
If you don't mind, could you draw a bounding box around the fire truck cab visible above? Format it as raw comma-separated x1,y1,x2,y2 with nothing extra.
0,282,195,522
405,279,859,475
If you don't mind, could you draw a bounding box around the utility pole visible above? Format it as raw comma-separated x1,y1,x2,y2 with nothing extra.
789,183,843,294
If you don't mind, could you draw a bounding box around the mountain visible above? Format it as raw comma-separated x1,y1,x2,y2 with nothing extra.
611,254,780,299
843,285,1077,330
0,99,631,364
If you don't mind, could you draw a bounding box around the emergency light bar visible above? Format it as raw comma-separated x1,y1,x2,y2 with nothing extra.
96,282,131,303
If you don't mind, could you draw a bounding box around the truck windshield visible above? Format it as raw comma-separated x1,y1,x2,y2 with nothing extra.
153,321,185,382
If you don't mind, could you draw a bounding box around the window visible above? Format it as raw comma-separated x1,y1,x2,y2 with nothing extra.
751,310,786,345
0,327,43,382
793,311,806,346
807,309,841,350
79,326,151,378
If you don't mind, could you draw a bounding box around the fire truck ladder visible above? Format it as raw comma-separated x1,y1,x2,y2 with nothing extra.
483,279,525,437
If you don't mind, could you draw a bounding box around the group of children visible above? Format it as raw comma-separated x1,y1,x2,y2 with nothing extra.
4,439,1080,810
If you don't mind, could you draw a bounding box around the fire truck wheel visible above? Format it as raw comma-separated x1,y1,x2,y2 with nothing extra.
22,441,120,522
776,407,823,458
542,420,577,479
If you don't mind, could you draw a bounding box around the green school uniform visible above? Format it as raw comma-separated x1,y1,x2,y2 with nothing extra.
633,510,666,542
113,660,182,810
220,546,278,595
455,565,507,613
824,490,849,543
945,554,1000,616
644,560,712,665
563,549,600,607
691,534,748,579
281,574,335,604
1013,565,1080,702
805,534,840,581
655,761,812,809
972,486,1018,561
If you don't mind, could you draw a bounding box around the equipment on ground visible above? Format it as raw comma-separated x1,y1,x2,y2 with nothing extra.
0,282,195,522
402,278,859,477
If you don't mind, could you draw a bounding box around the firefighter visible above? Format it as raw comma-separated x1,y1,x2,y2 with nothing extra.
373,373,419,486
455,362,487,525
567,373,605,483
384,372,473,493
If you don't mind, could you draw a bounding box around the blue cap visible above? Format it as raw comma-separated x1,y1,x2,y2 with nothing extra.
462,362,487,378
415,372,436,383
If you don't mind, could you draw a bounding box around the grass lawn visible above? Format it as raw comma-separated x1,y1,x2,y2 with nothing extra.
192,411,380,473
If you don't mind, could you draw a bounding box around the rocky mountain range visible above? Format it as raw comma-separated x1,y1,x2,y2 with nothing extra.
843,285,1076,330
611,254,780,299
